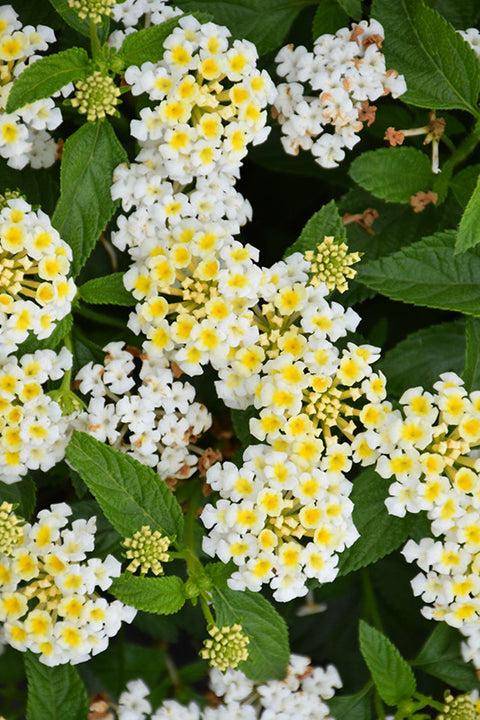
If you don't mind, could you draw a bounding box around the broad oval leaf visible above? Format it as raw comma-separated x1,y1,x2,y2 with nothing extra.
25,651,88,720
79,273,135,305
110,573,186,615
65,431,184,539
349,148,433,204
284,200,345,257
414,623,480,691
116,17,182,68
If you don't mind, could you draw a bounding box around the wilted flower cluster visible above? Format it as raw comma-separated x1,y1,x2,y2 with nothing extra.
356,372,480,665
113,654,342,720
0,502,136,666
0,196,76,356
274,19,407,167
74,341,212,479
0,347,73,483
0,5,62,169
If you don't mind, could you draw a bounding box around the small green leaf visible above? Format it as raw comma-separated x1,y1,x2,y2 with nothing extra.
313,1,349,39
230,407,258,447
116,17,182,68
338,469,419,576
463,317,480,392
16,313,73,355
52,121,127,277
414,623,480,690
65,431,184,539
79,273,135,305
25,651,88,720
327,691,371,720
0,476,36,520
456,174,480,252
6,48,90,113
205,561,234,589
372,0,480,114
284,200,345,257
111,573,186,615
357,231,480,316
379,320,465,396
349,148,433,204
359,620,416,705
335,0,361,20
212,587,289,681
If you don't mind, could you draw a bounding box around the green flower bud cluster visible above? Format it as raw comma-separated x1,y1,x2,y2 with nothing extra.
71,71,120,123
200,623,250,672
123,525,171,576
305,236,361,293
0,501,23,556
0,189,23,212
437,692,477,720
67,0,116,24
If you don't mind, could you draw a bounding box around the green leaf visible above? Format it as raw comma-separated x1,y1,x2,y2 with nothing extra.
0,475,36,520
6,48,90,113
65,431,184,539
48,0,110,40
413,623,480,690
450,164,480,208
372,0,480,114
349,148,433,204
463,317,480,392
205,561,234,589
175,0,303,55
110,573,186,615
425,0,480,29
115,17,182,68
212,587,289,681
284,200,345,257
230,407,258,447
327,691,371,720
359,620,416,705
25,651,88,720
16,313,73,355
335,0,361,20
357,231,480,316
379,320,466,396
338,469,418,576
456,173,480,253
52,121,127,277
313,0,349,39
79,273,135,305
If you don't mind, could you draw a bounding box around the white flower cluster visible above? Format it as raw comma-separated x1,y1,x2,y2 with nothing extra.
0,347,73,483
355,372,480,667
274,19,407,167
0,502,136,666
459,28,480,58
74,341,212,479
109,0,182,51
0,6,62,169
115,655,342,720
0,196,76,357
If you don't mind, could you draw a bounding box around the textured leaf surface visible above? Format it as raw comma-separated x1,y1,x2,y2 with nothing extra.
52,122,127,277
284,200,345,257
414,623,480,690
349,148,433,203
359,621,416,705
7,48,89,112
456,173,480,252
357,231,480,316
66,431,184,539
327,691,371,720
336,0,361,20
79,274,135,305
313,1,349,39
212,587,289,681
116,17,182,67
372,0,480,113
25,652,88,720
111,574,186,615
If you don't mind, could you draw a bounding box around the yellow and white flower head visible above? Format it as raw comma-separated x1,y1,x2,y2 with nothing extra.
0,7,62,169
0,347,74,484
134,654,342,720
202,441,359,602
0,502,136,666
123,15,276,184
358,372,480,665
274,19,406,168
0,196,76,357
74,341,212,480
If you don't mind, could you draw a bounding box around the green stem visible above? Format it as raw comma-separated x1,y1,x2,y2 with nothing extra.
89,17,100,59
74,304,127,329
200,593,215,626
413,692,445,713
361,568,384,632
374,691,386,720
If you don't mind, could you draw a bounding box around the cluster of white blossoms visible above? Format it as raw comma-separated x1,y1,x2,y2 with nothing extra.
0,5,62,169
74,341,212,479
109,0,182,51
274,19,407,167
355,372,480,666
0,502,136,666
458,28,480,58
0,196,76,357
0,347,73,483
113,655,342,720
